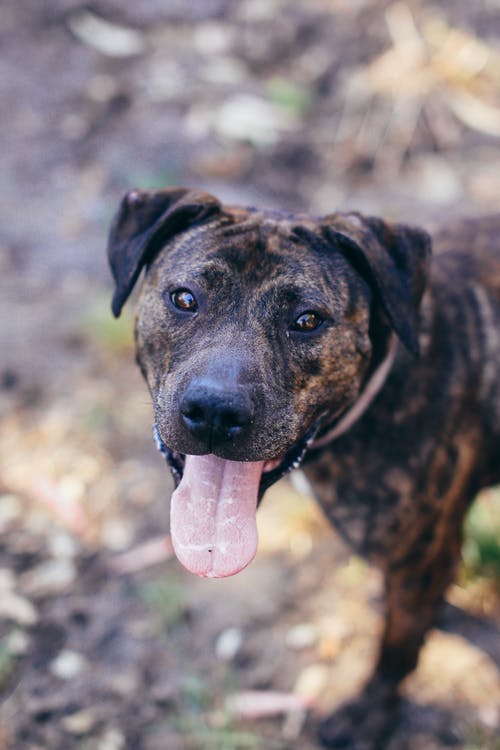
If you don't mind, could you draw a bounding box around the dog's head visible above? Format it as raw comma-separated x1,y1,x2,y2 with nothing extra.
108,187,431,577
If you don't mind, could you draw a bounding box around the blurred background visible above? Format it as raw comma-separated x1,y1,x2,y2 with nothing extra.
1,1,499,748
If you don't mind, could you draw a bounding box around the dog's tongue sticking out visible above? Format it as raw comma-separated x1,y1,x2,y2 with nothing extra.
170,454,264,578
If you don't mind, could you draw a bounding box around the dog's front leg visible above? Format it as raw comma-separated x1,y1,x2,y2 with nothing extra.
318,529,462,749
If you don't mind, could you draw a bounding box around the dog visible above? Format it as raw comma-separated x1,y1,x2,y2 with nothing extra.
107,187,500,748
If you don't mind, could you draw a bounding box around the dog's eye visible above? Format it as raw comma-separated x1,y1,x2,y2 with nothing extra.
170,288,198,312
291,311,324,333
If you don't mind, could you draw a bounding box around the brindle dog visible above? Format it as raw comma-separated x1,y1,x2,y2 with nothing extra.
108,187,500,749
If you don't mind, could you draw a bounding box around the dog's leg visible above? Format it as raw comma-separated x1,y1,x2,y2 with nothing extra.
318,530,462,749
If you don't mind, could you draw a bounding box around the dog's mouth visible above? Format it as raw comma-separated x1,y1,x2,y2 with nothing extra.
153,423,320,580
154,424,319,498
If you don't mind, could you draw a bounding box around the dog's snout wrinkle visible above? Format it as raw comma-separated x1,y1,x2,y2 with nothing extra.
180,378,254,449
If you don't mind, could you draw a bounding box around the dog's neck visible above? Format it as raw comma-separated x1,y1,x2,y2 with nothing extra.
311,333,399,449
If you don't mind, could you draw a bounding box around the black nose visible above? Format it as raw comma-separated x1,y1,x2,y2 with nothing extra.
180,380,254,448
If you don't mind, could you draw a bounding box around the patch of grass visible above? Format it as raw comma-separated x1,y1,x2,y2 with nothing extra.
139,574,188,632
462,488,500,582
179,724,273,750
0,637,17,692
123,168,180,191
462,721,500,750
172,711,283,750
266,77,312,117
80,299,134,355
179,672,210,711
152,665,284,749
83,401,110,433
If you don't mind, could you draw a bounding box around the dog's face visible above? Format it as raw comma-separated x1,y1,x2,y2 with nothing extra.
136,214,375,462
108,188,430,577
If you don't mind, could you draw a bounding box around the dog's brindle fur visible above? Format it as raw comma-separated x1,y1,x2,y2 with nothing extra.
108,188,500,749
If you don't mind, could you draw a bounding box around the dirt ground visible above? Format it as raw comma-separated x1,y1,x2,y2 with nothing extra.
0,1,499,748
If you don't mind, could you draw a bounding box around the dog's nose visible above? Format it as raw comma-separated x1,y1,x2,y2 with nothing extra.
180,380,254,447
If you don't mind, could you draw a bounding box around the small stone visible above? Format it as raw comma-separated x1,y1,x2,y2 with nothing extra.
215,94,298,146
192,23,233,55
238,0,278,21
61,709,97,735
104,670,140,698
146,60,187,102
0,568,15,591
67,11,145,58
50,650,87,680
0,592,38,626
201,57,247,86
96,727,125,750
285,623,318,651
6,629,30,656
215,627,243,661
47,530,79,559
20,559,76,597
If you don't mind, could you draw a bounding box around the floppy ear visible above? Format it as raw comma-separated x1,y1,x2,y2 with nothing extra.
107,187,221,317
321,213,431,356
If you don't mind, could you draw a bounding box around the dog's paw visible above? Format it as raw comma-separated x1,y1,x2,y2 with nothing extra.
317,681,399,749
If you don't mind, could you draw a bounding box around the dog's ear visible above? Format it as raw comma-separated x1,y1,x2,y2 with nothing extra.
321,213,431,356
107,187,221,317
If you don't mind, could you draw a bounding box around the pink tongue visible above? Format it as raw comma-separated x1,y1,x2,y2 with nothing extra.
170,454,264,578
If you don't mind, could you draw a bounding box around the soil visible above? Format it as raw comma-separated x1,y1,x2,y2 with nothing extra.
0,1,499,748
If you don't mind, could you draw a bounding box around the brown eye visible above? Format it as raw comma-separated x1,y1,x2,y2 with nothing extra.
170,288,198,312
291,311,323,333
